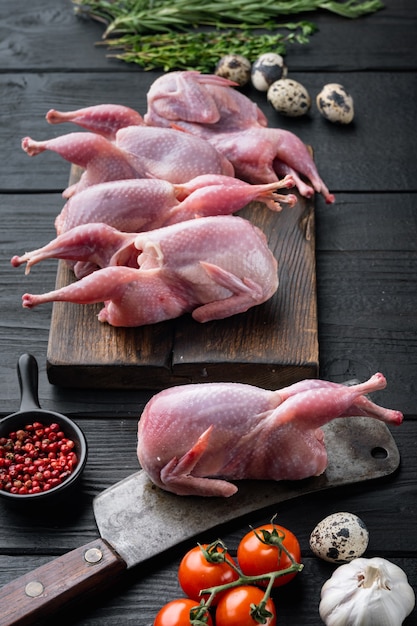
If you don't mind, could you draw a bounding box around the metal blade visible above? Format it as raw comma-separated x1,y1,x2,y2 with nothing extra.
93,417,400,568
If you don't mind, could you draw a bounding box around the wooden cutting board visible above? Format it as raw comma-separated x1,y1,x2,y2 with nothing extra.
46,173,318,390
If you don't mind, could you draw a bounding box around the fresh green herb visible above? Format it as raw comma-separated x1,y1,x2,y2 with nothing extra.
73,0,385,71
101,24,316,72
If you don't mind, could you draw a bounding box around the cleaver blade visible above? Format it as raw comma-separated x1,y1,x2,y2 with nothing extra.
0,417,400,625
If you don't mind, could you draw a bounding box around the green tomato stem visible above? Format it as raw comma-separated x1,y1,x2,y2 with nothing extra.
187,524,304,625
201,562,304,608
198,531,304,611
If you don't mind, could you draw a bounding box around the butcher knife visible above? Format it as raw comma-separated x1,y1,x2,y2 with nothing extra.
0,416,400,626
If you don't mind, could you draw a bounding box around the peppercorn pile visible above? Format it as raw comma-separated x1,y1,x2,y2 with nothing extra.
0,422,78,495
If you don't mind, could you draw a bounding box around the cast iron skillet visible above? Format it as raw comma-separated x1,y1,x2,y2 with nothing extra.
0,353,88,503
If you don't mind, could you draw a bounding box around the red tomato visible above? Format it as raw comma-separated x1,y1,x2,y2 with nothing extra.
154,598,213,626
237,523,301,587
215,585,276,626
178,543,239,604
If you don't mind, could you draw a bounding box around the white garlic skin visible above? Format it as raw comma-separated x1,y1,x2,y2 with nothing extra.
267,78,311,117
215,54,252,86
316,83,354,124
319,557,416,626
251,53,287,91
309,512,369,563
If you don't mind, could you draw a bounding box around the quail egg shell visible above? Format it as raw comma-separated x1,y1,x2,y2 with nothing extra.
251,53,287,91
309,512,369,563
215,54,252,87
267,78,311,117
316,83,354,124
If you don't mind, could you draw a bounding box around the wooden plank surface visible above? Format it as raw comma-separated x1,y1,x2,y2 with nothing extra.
3,191,416,414
2,0,416,73
1,2,416,624
46,191,318,390
0,417,416,625
3,71,416,195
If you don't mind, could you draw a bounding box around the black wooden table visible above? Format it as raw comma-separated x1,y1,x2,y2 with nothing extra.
0,1,416,624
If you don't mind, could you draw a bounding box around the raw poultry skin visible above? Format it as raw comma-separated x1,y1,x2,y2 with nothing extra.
12,223,141,279
44,78,334,203
46,103,145,140
14,216,278,327
144,71,335,203
21,125,234,197
137,375,403,497
54,174,297,235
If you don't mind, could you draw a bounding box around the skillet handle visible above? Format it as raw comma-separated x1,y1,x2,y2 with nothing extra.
17,353,41,412
0,539,127,626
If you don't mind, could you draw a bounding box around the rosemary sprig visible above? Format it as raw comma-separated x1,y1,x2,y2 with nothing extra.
74,0,385,33
72,0,385,71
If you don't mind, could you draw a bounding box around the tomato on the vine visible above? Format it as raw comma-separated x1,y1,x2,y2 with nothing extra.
237,523,301,587
153,598,213,626
178,543,239,604
215,585,277,626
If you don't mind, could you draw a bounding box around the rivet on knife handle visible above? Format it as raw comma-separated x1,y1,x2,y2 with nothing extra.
0,539,127,626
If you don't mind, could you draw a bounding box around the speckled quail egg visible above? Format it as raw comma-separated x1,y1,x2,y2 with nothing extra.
251,53,287,91
309,512,369,563
316,83,354,124
215,54,252,87
267,78,311,117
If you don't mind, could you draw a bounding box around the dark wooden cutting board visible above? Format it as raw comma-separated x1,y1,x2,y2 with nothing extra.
46,174,318,390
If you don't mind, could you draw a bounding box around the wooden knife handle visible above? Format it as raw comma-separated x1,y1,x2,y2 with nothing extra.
0,538,127,626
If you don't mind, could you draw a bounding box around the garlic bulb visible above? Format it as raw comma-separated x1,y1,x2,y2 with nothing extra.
319,557,415,626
